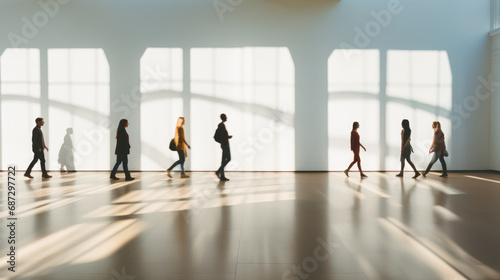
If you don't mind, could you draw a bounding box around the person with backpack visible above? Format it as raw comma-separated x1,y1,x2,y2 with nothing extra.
167,117,191,178
214,114,232,181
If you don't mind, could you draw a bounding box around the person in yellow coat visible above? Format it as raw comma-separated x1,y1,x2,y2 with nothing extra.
167,117,191,178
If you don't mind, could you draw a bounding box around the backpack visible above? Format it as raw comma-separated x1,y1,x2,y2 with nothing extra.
214,127,223,143
169,138,176,151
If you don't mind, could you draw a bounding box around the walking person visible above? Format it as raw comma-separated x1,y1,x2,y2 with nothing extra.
396,119,421,178
58,128,76,172
215,113,232,181
110,119,134,181
167,117,191,178
344,122,367,178
423,121,448,177
24,117,52,178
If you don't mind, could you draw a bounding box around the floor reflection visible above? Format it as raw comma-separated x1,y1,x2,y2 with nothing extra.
0,171,499,279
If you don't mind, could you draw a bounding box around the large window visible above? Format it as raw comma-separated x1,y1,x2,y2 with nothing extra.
328,49,380,171
139,47,294,171
0,48,110,171
140,48,184,170
0,49,41,170
48,49,110,170
493,0,500,30
328,49,452,170
190,47,295,171
386,50,452,169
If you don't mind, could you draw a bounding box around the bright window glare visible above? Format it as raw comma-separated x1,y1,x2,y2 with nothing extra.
48,49,110,170
386,50,452,169
328,49,380,171
140,48,184,170
387,50,452,110
1,49,41,170
328,49,380,94
191,47,295,171
328,49,452,171
140,48,183,93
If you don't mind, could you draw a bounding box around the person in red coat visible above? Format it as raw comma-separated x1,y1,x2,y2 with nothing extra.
344,122,367,178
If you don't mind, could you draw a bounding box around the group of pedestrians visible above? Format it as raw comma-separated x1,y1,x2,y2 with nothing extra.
23,116,449,180
345,119,449,178
23,114,233,181
110,113,232,181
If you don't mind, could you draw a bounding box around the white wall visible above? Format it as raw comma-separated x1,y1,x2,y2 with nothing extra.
490,29,500,171
0,0,491,171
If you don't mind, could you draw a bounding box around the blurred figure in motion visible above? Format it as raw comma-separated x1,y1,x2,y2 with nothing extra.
58,128,76,172
167,117,191,178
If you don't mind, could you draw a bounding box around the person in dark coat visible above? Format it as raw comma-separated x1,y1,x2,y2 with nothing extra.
215,113,232,181
396,119,420,178
110,119,134,181
24,117,52,178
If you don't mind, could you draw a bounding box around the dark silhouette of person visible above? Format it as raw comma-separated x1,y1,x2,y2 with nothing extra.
344,122,367,178
396,119,421,178
24,117,52,178
167,117,191,178
110,119,134,181
215,113,232,181
423,121,448,177
58,128,76,172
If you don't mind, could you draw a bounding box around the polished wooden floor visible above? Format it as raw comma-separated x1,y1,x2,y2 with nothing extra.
1,171,500,280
